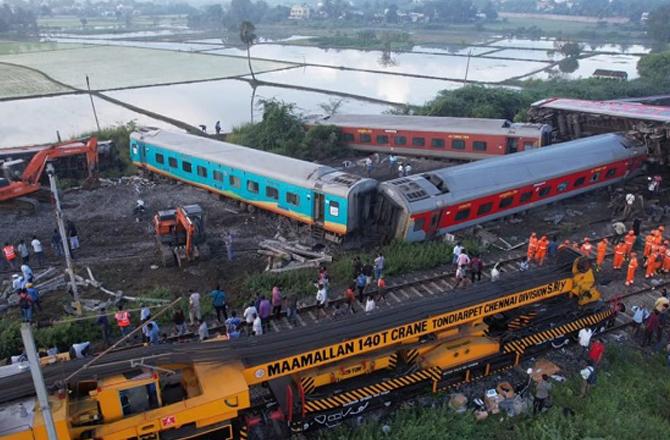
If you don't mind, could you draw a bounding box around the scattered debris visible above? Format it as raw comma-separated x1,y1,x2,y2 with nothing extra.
258,238,333,273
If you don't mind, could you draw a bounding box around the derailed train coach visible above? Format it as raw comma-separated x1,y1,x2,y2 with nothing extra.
377,133,647,242
129,128,378,241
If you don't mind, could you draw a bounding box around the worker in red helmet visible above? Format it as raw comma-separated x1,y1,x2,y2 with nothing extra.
580,238,593,258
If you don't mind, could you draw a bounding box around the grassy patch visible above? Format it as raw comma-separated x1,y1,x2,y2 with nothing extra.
0,62,71,99
323,346,670,440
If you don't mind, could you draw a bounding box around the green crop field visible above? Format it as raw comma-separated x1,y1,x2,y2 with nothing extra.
0,63,72,99
0,40,88,55
0,46,292,91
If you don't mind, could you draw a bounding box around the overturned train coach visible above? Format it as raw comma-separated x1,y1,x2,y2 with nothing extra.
0,251,619,439
130,129,645,243
377,133,647,241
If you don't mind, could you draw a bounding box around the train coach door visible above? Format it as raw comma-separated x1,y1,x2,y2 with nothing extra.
427,211,442,237
313,192,325,225
139,142,147,163
505,138,518,154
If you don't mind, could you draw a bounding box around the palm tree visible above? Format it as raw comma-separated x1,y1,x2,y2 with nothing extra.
239,21,257,82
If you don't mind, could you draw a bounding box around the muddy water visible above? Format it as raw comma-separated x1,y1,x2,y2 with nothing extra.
104,79,392,133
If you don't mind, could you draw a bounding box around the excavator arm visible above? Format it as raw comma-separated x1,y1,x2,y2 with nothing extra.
176,206,197,259
0,137,98,202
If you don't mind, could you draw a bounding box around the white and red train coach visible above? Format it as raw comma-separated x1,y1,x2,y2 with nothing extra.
376,133,647,242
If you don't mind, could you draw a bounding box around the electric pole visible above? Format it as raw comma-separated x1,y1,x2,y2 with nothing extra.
46,163,81,315
20,324,59,440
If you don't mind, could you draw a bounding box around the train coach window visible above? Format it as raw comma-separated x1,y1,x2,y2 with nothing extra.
520,191,533,203
329,201,340,217
247,180,259,193
229,175,240,188
182,161,192,173
431,139,445,148
455,209,470,221
395,136,407,145
591,172,601,182
412,137,425,147
360,134,372,143
286,192,299,206
477,203,492,215
574,176,586,187
413,219,425,232
343,133,354,142
213,171,224,182
499,196,513,209
538,186,551,197
377,135,389,144
473,141,487,151
452,139,465,150
196,166,207,178
557,182,569,192
168,157,177,168
155,153,164,164
606,168,617,178
266,186,279,200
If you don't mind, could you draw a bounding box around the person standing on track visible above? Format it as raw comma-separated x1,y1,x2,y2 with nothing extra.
624,230,636,257
644,230,656,258
625,252,639,286
209,285,228,323
30,236,45,268
188,289,201,326
3,242,17,270
527,233,538,262
536,236,549,265
613,240,626,270
271,286,282,319
596,238,608,269
645,252,658,279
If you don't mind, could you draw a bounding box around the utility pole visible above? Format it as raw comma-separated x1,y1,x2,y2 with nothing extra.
464,49,472,85
46,163,81,315
20,324,59,440
86,75,101,132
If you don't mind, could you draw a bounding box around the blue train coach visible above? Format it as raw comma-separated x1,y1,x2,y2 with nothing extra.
129,128,378,239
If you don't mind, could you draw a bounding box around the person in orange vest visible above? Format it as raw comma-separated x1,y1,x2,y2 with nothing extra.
625,252,639,286
623,230,636,257
596,238,608,268
645,252,658,279
2,242,17,270
536,236,549,265
644,230,656,258
527,233,538,262
655,243,667,272
613,241,626,270
655,227,664,245
663,242,670,273
114,304,131,337
580,238,593,258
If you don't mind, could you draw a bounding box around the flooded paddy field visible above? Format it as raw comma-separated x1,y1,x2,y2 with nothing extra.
0,34,651,147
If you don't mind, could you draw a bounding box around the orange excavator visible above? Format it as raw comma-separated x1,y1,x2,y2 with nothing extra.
0,137,98,211
153,204,210,267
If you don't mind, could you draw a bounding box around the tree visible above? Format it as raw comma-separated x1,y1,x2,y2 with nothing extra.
557,41,582,58
239,21,257,82
80,17,88,29
384,4,398,23
638,52,670,84
647,5,670,44
482,1,498,20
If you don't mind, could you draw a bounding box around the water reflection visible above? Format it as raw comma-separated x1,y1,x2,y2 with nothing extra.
105,79,392,133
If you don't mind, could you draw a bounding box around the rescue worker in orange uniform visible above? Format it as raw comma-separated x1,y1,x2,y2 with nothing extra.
663,241,670,273
625,252,639,286
536,236,549,265
623,230,636,257
527,233,538,262
644,230,656,258
580,238,593,258
655,243,667,272
645,252,658,279
613,241,626,270
596,238,608,268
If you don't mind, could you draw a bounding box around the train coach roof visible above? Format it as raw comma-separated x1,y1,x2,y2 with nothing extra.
131,129,363,192
313,114,546,137
382,133,640,210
